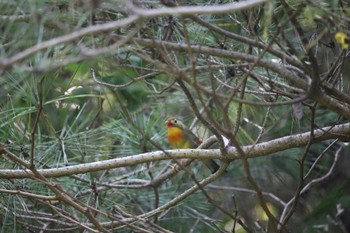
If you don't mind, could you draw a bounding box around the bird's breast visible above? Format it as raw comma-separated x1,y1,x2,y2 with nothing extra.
167,127,184,148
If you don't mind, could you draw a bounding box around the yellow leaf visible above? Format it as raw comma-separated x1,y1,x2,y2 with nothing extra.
255,202,278,221
335,32,349,49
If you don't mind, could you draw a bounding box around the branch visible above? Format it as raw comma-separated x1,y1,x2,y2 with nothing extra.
0,0,266,70
0,15,139,69
126,36,350,118
278,146,342,225
132,0,267,16
128,164,229,226
0,14,32,21
0,123,349,179
0,189,56,201
122,36,309,91
207,184,286,207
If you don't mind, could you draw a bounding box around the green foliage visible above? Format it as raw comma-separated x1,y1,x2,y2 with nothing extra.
0,0,349,232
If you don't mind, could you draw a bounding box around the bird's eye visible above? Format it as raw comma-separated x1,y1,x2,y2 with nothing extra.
174,119,177,123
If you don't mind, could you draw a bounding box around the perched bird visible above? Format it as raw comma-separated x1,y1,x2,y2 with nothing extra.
165,117,219,173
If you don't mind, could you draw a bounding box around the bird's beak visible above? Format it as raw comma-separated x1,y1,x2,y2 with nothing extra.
165,120,172,128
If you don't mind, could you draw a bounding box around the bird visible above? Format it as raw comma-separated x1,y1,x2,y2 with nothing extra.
165,117,220,173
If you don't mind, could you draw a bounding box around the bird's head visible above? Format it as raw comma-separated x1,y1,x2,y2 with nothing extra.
165,117,185,129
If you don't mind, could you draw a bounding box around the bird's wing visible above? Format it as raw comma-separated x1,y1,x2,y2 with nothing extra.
183,128,201,148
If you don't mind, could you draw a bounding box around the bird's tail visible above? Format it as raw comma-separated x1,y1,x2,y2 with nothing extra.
204,159,220,174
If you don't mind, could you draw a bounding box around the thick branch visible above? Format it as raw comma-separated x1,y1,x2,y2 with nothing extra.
0,123,349,179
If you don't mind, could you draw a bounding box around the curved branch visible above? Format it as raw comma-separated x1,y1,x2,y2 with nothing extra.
0,0,266,70
126,36,309,90
129,36,350,119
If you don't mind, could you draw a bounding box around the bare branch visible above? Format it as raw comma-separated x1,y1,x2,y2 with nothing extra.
132,0,267,16
0,123,348,179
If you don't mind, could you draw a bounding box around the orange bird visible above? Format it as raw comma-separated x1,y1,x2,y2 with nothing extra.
165,117,219,173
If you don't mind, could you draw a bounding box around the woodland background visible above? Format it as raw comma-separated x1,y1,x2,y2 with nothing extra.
0,0,350,232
